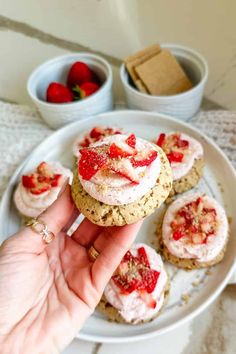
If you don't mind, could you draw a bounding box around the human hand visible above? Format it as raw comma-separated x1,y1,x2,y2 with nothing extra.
0,185,142,354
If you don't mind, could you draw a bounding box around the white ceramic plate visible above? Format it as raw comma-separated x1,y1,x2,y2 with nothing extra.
0,110,235,343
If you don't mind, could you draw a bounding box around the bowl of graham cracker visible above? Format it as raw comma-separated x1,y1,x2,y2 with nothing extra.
120,44,208,121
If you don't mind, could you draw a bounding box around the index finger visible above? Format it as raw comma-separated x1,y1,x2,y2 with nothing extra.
91,221,143,293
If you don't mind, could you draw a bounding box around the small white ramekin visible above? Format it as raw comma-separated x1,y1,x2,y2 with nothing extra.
27,53,113,129
120,44,208,121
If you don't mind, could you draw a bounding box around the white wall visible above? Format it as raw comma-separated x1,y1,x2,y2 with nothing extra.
0,0,235,108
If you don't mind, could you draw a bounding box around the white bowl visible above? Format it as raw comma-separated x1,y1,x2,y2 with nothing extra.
120,44,208,121
27,53,113,129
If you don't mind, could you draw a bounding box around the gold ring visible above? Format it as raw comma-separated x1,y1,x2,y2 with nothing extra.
88,245,100,262
26,218,55,244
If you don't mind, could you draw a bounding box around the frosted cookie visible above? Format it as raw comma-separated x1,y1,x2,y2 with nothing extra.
97,243,169,324
71,133,172,226
158,193,229,269
155,132,204,201
73,126,122,156
14,161,73,220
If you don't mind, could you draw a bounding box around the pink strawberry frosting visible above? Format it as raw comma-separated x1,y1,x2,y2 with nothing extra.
170,133,203,180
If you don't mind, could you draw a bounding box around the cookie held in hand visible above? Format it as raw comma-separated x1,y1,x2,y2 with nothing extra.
71,133,172,226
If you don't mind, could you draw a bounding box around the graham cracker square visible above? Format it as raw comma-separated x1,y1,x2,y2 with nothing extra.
134,50,193,95
125,44,161,92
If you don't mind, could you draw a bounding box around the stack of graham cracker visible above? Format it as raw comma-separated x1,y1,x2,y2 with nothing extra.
124,44,193,96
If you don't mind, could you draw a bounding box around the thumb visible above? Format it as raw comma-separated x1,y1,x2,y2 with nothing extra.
12,184,75,253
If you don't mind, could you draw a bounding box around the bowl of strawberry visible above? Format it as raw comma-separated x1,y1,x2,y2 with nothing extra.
27,53,113,129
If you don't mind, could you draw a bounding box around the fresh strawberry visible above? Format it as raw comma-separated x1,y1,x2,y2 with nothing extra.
131,150,158,167
46,82,73,104
22,174,37,189
108,142,134,159
67,61,94,88
166,151,184,163
73,82,100,100
79,148,108,180
126,134,136,148
110,159,140,184
156,133,166,147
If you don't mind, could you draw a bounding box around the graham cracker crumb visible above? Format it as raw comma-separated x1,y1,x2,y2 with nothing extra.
96,184,108,194
181,293,191,304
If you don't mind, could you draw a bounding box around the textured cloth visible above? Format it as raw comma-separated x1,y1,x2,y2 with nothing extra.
0,102,235,198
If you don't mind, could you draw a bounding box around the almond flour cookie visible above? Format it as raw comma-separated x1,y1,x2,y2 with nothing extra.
155,132,204,202
71,133,172,226
157,193,229,269
96,243,170,324
14,161,72,220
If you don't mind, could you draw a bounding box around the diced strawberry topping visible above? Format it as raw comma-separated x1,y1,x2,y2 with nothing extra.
156,133,166,147
30,185,51,195
112,246,160,307
139,268,160,294
108,142,134,159
51,174,62,187
79,148,108,180
176,139,189,148
131,150,158,167
22,174,37,189
78,134,157,183
89,127,104,140
166,151,184,163
170,196,218,245
192,233,206,244
80,137,91,147
139,291,157,308
138,246,150,267
78,127,122,147
126,134,136,148
22,162,62,195
173,226,185,241
110,159,140,184
156,133,190,164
